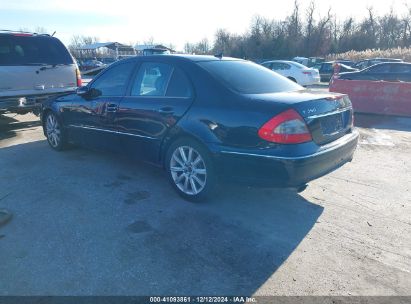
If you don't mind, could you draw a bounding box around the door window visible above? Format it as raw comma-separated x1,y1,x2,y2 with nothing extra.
271,63,282,70
261,62,272,69
131,62,173,96
90,62,135,96
166,68,193,98
281,63,291,70
367,64,391,73
390,64,411,73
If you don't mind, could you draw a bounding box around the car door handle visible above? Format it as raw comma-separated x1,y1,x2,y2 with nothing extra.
106,104,118,112
157,107,174,115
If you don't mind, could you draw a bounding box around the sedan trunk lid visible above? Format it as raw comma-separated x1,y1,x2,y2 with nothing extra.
250,90,354,145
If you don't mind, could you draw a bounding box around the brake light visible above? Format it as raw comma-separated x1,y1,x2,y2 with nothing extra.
302,71,312,75
325,95,343,101
75,68,82,87
258,109,312,144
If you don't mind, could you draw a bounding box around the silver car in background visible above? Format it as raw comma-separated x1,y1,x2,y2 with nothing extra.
0,30,81,114
261,60,320,86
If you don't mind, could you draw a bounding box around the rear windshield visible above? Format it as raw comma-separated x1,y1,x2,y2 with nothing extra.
290,61,307,69
198,60,302,94
0,35,73,66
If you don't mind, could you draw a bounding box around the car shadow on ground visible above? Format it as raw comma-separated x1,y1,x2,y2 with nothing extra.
0,114,41,141
0,140,323,295
354,113,411,132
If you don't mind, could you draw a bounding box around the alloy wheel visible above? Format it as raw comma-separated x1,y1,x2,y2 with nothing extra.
46,114,61,148
170,146,207,195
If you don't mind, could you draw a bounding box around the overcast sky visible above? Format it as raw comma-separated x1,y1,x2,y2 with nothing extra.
0,0,409,50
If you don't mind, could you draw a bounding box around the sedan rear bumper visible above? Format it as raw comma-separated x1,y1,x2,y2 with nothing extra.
216,129,359,187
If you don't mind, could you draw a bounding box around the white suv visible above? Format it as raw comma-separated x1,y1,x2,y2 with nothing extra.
0,30,81,114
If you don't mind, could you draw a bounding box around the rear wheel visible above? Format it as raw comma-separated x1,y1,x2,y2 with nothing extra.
287,77,297,83
44,112,67,151
166,138,216,202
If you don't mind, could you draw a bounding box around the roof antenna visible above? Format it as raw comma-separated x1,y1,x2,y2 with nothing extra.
51,31,56,37
214,51,223,59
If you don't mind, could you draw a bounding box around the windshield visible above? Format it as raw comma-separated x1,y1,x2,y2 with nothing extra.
199,60,302,94
0,35,73,66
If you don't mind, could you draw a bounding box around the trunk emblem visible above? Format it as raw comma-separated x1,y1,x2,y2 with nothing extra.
303,108,317,115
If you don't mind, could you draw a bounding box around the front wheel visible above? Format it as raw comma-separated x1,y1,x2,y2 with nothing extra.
166,138,216,202
44,112,67,151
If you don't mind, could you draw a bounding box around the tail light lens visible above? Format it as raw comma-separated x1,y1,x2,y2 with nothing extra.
75,68,82,87
302,71,312,75
258,109,312,144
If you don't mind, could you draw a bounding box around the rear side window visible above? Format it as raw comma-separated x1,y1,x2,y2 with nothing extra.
131,62,173,96
0,35,73,66
166,68,192,98
90,62,135,96
367,64,391,73
322,63,333,72
261,62,272,69
199,60,301,94
290,62,306,69
390,64,411,73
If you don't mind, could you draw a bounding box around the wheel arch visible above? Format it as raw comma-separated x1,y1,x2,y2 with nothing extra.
159,125,218,169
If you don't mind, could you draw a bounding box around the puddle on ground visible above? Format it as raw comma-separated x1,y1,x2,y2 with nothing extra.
126,220,153,234
124,191,151,204
359,129,395,147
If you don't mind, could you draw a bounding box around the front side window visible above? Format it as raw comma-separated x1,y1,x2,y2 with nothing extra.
90,62,135,96
131,62,173,96
199,60,302,94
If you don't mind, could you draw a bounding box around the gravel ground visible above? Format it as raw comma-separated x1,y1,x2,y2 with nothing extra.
0,112,410,296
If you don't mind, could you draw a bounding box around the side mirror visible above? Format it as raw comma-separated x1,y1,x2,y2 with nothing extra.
77,86,101,99
76,86,89,96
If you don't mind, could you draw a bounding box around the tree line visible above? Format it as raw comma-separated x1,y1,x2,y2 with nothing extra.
184,0,411,60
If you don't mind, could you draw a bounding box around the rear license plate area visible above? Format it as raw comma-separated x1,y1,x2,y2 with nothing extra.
320,113,344,135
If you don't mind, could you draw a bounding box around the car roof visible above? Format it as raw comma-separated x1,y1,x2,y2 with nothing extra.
367,62,411,67
262,60,296,64
0,30,51,37
121,54,244,64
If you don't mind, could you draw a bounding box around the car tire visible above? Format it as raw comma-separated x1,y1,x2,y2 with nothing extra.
165,138,216,202
44,112,67,151
287,77,297,83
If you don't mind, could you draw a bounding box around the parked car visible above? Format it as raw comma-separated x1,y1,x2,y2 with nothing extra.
352,58,403,70
78,59,105,71
100,58,117,65
291,57,325,67
334,59,355,67
41,55,358,201
261,60,320,86
330,63,411,116
0,30,81,114
337,62,411,82
317,61,358,82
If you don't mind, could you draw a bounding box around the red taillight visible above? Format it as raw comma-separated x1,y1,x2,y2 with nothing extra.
75,68,82,87
258,109,312,144
302,71,312,75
